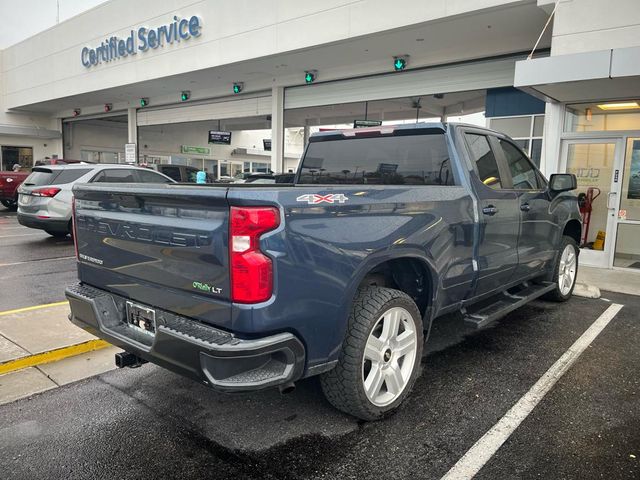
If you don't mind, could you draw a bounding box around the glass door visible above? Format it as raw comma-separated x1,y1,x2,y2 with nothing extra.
614,138,640,270
560,138,624,268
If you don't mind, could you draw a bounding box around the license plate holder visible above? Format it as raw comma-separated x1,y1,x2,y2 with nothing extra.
125,301,156,336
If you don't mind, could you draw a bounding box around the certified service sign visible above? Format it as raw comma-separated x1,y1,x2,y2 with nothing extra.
81,15,201,68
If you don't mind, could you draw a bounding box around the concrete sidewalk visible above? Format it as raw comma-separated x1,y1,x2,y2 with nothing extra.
0,302,120,405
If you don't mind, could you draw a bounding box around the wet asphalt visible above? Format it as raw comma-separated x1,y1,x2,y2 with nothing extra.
0,207,76,310
0,204,638,479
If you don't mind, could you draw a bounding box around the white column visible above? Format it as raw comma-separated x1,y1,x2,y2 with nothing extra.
270,86,284,174
540,101,564,177
127,107,137,144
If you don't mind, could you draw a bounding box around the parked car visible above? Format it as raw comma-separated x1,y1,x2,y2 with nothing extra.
65,123,580,420
17,164,174,237
0,169,29,210
1,159,88,210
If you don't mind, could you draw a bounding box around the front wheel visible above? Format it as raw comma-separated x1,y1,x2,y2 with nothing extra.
543,236,579,302
320,286,424,420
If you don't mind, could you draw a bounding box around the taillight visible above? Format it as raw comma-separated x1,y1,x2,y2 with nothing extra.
32,187,61,197
72,196,79,260
229,206,280,303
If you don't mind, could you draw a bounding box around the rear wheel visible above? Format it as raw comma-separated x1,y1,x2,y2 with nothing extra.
1,199,17,211
543,236,578,302
320,286,424,420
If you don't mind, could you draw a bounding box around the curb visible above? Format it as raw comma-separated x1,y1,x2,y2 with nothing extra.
0,339,110,375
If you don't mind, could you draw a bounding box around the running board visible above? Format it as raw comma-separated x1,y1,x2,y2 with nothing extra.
462,281,556,329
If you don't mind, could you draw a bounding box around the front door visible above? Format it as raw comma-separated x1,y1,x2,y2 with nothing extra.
560,138,624,268
493,136,558,279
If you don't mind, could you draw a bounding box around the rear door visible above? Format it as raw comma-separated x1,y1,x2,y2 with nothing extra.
462,130,520,297
494,137,557,279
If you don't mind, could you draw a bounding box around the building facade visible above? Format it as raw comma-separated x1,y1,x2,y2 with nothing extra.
1,0,639,270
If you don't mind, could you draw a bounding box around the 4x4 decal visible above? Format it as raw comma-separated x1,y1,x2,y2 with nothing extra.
296,193,349,204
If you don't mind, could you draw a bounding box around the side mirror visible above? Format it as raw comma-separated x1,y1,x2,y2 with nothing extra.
549,173,577,193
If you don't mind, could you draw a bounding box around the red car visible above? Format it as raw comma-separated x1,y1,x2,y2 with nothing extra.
0,159,86,210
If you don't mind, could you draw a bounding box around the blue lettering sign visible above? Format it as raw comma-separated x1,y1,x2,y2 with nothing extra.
80,15,201,68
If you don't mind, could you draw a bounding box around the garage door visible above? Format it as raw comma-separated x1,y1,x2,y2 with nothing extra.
284,56,521,110
137,94,272,126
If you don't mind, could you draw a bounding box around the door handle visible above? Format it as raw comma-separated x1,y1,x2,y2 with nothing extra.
520,203,531,212
482,205,498,216
607,192,617,210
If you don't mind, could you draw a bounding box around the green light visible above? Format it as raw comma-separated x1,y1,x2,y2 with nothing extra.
233,83,243,94
140,97,149,107
394,57,406,71
305,72,314,84
233,85,240,94
181,91,190,102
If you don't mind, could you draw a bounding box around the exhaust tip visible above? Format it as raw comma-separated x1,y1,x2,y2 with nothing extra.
278,382,296,394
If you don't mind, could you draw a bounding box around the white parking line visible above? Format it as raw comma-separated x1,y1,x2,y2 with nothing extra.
441,303,624,480
0,233,44,238
0,256,75,267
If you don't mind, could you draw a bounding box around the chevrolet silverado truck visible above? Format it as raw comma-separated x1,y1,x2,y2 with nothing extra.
65,123,581,420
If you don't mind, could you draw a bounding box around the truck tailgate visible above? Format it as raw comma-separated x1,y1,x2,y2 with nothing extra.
73,183,231,327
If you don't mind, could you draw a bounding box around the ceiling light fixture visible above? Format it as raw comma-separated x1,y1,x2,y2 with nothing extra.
597,101,640,111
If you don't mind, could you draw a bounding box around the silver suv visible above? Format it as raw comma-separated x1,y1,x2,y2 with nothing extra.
17,164,174,237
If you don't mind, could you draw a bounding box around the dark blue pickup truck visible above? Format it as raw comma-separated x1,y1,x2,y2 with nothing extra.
66,123,581,420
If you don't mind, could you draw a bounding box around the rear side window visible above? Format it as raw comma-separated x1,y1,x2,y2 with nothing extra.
465,133,503,189
23,169,58,186
159,166,182,181
92,169,137,183
497,139,540,190
50,168,92,184
137,170,174,183
298,132,454,185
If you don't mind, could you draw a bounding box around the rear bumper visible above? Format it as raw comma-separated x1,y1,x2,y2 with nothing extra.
65,282,306,392
17,213,68,232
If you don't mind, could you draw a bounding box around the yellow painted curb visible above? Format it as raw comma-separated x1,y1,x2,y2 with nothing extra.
0,339,110,375
0,301,69,317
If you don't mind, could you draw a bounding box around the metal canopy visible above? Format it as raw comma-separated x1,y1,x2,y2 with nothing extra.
515,46,640,103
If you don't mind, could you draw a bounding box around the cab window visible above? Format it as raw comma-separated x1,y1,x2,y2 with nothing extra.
498,139,540,190
464,133,502,189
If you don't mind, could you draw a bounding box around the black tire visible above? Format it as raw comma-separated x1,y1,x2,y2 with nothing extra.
1,199,17,211
45,230,69,238
320,286,424,421
543,235,579,302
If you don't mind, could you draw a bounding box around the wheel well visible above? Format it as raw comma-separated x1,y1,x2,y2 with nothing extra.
359,258,432,317
563,219,581,245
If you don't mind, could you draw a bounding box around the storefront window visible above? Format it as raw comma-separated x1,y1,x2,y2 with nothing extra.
487,115,544,167
565,102,640,132
1,146,33,169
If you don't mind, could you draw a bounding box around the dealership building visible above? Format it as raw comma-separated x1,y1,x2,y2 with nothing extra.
1,0,639,271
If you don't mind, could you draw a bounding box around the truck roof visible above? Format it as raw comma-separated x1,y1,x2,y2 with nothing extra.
308,121,507,142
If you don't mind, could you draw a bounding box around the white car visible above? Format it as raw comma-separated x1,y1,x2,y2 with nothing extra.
17,164,174,237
